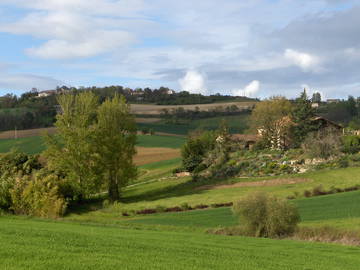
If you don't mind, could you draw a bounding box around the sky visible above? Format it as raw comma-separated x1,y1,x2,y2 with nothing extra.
0,0,359,98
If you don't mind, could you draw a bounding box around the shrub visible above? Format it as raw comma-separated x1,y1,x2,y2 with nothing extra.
180,202,191,210
10,172,67,218
0,173,16,210
303,190,312,197
0,151,42,211
342,135,360,154
155,205,167,213
337,157,349,168
232,192,300,238
181,130,217,172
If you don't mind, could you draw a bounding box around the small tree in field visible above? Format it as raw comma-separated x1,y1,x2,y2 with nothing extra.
232,192,300,238
96,94,137,201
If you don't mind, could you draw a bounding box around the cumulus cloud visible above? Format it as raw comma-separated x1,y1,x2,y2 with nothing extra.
179,70,207,95
0,1,141,59
284,49,320,72
232,80,260,97
0,0,359,98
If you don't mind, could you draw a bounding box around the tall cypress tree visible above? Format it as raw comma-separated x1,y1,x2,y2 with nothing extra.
291,89,317,147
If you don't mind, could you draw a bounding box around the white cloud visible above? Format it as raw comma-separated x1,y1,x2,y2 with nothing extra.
0,1,141,59
0,73,64,92
179,70,207,95
232,80,260,97
27,31,134,59
284,49,320,72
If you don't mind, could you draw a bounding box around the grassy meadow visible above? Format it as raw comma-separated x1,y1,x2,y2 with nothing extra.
2,107,360,270
1,216,360,270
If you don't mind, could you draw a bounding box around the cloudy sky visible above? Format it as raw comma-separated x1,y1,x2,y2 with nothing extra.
0,0,359,98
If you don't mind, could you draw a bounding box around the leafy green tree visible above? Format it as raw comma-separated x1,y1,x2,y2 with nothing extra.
44,92,100,199
291,90,317,146
181,130,217,172
95,95,137,201
311,92,321,103
347,96,357,117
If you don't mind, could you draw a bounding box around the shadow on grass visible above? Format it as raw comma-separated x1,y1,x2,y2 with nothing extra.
66,196,105,216
121,178,220,204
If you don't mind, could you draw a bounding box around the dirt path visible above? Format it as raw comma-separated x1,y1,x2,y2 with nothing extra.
197,178,310,190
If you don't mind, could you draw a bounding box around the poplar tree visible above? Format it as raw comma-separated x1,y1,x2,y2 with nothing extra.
96,94,137,201
44,92,100,199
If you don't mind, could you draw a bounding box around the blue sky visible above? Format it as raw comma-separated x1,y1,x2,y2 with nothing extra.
0,0,359,98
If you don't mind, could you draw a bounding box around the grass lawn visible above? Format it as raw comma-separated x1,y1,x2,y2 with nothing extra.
1,216,360,270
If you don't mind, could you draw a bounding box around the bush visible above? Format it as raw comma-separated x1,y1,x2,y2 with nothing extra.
0,151,42,211
181,130,217,172
10,172,67,218
342,135,360,154
232,192,300,238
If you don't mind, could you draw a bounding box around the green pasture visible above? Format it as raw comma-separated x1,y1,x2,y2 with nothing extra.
66,166,360,232
120,190,360,231
1,216,360,270
138,114,250,135
117,166,360,210
0,134,185,154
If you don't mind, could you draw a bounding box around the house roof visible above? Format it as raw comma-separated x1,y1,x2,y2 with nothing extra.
311,116,343,129
231,134,259,142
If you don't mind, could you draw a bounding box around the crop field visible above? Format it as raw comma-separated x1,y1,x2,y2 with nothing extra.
0,134,185,154
1,216,360,270
0,117,162,140
134,147,180,166
138,114,250,135
130,102,256,115
120,190,360,231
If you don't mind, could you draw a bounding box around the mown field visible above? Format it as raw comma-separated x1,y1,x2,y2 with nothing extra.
1,216,360,270
130,102,255,115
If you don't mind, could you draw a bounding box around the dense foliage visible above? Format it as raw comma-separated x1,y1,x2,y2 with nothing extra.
232,192,300,238
45,92,137,202
181,130,218,172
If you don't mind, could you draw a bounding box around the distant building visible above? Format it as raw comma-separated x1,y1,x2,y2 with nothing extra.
166,89,175,95
37,90,57,98
231,134,259,150
310,116,343,133
326,99,340,104
311,102,320,108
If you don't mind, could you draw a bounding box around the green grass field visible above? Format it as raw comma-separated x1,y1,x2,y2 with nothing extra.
0,135,185,154
120,190,360,231
138,114,250,135
1,216,360,270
